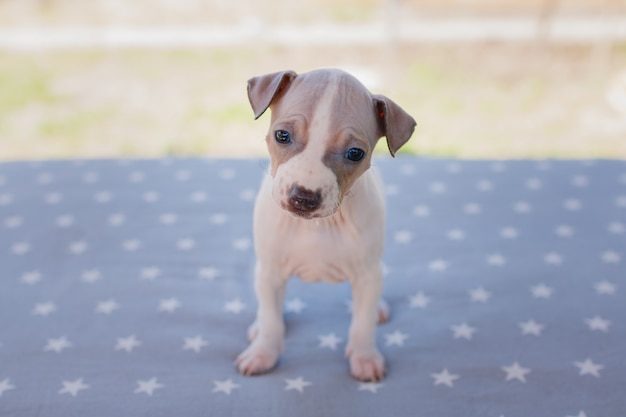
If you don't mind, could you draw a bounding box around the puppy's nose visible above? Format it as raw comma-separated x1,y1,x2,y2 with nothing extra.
288,185,322,213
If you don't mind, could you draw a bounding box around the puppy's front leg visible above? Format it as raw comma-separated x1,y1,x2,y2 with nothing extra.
236,262,286,376
346,267,386,381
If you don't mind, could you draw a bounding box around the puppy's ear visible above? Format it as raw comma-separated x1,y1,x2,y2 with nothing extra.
373,95,417,157
247,70,298,119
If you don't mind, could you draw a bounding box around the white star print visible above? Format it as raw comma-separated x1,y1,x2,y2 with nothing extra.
491,161,506,172
358,382,384,393
387,185,399,195
525,178,542,190
20,271,42,285
285,298,307,313
82,171,99,183
385,330,409,347
513,201,532,213
476,180,493,191
469,287,491,303
285,377,312,392
616,195,626,208
318,333,342,350
500,227,519,239
519,320,545,336
198,267,219,281
487,254,506,266
159,213,178,225
555,225,575,237
0,378,15,397
429,259,448,272
431,369,459,387
96,299,119,314
4,216,22,228
585,315,611,332
571,175,589,187
176,238,196,251
212,379,240,394
601,250,621,263
574,358,604,377
56,214,75,227
219,168,236,180
44,336,72,353
135,378,164,396
446,162,462,173
409,291,430,308
531,284,554,299
68,240,88,254
33,302,57,316
447,229,465,240
59,378,89,396
564,199,582,211
544,252,564,265
240,189,256,201
567,411,588,417
463,203,482,214
142,191,160,203
0,193,13,206
451,323,476,340
158,298,181,313
35,172,54,184
115,335,141,353
401,164,416,175
608,222,625,234
81,269,101,283
502,362,531,383
210,213,227,224
190,191,208,202
594,280,617,295
175,170,192,181
429,182,446,193
128,171,145,183
394,230,413,244
44,192,62,204
232,238,251,251
122,239,141,251
413,204,430,217
224,298,246,314
140,267,161,280
94,191,112,203
108,213,125,226
11,241,30,255
183,335,209,353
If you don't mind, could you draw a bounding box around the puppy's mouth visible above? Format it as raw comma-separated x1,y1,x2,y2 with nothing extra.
279,200,338,219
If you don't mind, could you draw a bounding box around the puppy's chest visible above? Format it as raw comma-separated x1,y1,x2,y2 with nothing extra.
280,224,365,284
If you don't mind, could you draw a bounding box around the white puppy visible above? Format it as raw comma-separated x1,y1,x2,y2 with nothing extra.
235,69,416,381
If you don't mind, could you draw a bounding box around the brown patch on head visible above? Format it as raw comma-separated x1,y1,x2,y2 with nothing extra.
320,72,380,200
265,71,334,175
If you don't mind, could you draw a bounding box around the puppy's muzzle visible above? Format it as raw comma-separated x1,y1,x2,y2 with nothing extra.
287,185,322,214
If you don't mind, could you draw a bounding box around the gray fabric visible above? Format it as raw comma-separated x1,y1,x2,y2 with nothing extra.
0,157,624,417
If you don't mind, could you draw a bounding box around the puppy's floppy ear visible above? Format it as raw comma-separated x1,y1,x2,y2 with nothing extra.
247,70,298,120
373,95,417,157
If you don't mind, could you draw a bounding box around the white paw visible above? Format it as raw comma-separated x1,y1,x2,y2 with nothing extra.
348,350,386,382
247,320,259,342
235,341,281,376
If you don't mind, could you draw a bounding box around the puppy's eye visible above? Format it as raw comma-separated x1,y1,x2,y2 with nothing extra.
345,148,365,162
274,130,291,144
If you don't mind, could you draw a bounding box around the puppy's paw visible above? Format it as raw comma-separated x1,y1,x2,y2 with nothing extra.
235,342,280,376
247,320,259,342
377,299,390,324
348,350,386,382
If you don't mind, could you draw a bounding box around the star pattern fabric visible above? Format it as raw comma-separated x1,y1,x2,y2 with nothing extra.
0,157,624,417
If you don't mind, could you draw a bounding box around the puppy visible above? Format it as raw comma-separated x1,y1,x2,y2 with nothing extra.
235,69,416,381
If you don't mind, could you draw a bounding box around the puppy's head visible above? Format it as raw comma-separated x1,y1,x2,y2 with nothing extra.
248,69,416,219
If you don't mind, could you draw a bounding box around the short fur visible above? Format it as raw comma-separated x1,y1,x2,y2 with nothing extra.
236,69,416,381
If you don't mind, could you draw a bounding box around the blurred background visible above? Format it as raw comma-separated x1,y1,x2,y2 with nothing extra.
0,0,625,160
